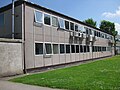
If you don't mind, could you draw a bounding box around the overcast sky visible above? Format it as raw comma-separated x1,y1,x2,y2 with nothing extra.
0,0,120,34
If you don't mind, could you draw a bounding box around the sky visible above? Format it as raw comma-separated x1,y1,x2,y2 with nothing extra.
0,0,120,34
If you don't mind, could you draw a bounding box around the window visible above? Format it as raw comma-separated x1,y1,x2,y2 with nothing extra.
87,46,90,52
60,44,65,54
86,28,89,34
75,24,78,31
84,46,86,53
52,16,58,27
45,43,52,54
35,43,43,55
66,45,70,53
78,25,83,32
70,22,74,30
98,32,101,37
92,46,95,52
65,20,69,30
44,14,51,25
76,45,79,53
80,45,83,53
0,13,4,26
94,31,97,36
34,11,42,23
95,46,97,52
71,45,75,53
53,44,59,54
82,27,86,34
92,30,94,36
59,18,65,29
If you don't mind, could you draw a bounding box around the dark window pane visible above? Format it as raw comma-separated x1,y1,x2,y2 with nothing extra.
87,46,90,52
75,24,78,31
65,20,69,30
0,14,4,26
44,14,51,25
71,45,75,53
35,43,43,55
84,46,86,53
45,43,52,54
92,46,94,52
80,45,83,53
60,44,65,54
66,45,70,53
76,45,79,53
70,22,74,30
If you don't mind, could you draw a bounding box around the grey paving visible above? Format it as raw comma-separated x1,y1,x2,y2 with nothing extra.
0,80,60,90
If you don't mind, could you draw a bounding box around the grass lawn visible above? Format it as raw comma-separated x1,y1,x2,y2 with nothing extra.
10,55,120,90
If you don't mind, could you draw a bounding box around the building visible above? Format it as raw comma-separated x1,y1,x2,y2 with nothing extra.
116,35,120,54
0,0,114,76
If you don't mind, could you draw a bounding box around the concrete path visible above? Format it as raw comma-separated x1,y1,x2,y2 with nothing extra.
0,80,60,90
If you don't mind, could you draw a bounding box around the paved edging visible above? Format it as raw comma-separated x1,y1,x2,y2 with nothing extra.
0,80,61,90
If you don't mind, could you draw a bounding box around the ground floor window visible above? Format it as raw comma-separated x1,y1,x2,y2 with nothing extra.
71,45,75,53
76,45,79,53
66,45,70,53
35,43,43,55
45,43,52,54
60,44,65,54
53,44,59,54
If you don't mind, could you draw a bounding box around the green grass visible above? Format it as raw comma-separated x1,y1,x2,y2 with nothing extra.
10,55,120,90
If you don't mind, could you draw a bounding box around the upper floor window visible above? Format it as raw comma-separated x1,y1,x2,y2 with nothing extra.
35,43,43,55
75,24,78,31
52,16,58,27
59,18,65,29
0,13,4,26
44,14,51,25
34,11,42,23
70,22,74,30
78,25,83,32
65,20,69,30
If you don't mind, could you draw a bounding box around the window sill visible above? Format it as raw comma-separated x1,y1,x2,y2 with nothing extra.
34,22,43,27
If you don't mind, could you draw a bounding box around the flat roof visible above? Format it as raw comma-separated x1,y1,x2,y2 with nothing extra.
0,0,112,35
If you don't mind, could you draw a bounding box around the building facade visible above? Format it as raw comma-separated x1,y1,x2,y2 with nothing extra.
0,0,114,72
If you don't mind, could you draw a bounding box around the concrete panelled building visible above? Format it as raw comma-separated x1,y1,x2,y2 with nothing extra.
0,0,114,73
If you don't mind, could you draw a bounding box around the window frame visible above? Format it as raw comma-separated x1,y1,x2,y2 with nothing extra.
52,16,58,27
44,13,51,25
65,20,69,30
58,18,65,29
71,45,75,53
66,44,70,53
34,42,43,56
34,10,43,23
60,44,65,54
45,43,52,55
70,22,74,31
0,13,4,26
53,44,59,54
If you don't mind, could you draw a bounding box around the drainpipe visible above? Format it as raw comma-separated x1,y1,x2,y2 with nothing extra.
23,2,27,74
12,0,15,39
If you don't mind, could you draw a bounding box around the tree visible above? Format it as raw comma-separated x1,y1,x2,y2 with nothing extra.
84,18,97,27
99,20,115,35
99,20,118,55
